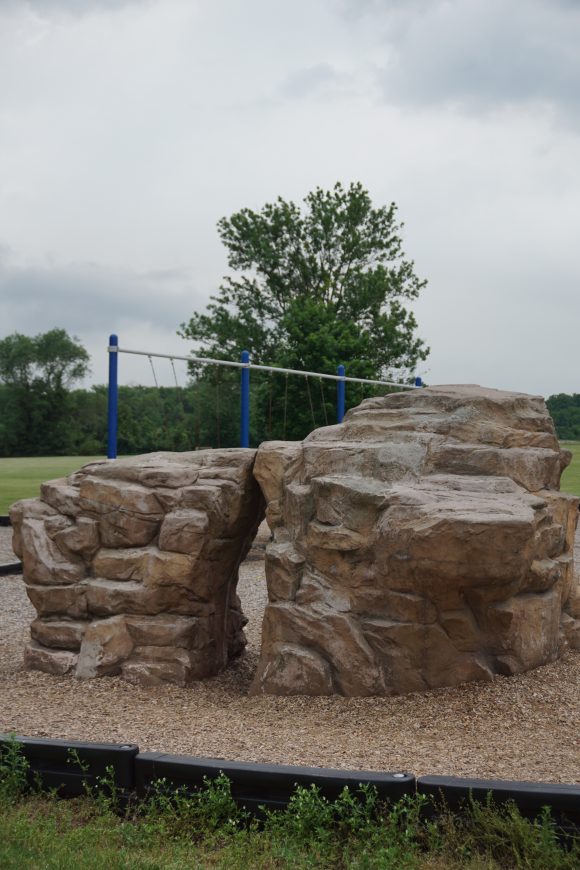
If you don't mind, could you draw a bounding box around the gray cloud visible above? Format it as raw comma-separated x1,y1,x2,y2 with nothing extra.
0,255,204,384
0,260,193,332
340,0,432,20
1,0,580,399
348,0,580,117
0,0,148,12
278,64,349,100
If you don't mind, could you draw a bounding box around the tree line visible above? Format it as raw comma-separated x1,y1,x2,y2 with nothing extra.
545,394,580,441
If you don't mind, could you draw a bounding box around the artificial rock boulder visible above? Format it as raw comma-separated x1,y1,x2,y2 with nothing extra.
11,449,264,685
252,385,580,696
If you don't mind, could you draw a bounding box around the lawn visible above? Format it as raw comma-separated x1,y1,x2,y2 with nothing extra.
0,456,103,514
559,441,580,497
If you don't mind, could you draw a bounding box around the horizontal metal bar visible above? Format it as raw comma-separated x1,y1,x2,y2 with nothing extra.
109,346,419,389
242,360,417,388
110,347,244,368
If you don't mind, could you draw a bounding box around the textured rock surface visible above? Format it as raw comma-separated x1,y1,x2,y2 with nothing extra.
11,449,264,685
252,385,580,696
11,385,580,697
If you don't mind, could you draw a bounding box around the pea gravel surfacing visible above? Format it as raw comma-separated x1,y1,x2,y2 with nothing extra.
1,527,579,783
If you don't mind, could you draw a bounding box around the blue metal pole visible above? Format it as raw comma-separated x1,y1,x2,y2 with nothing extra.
240,350,250,447
107,334,118,459
337,364,346,423
415,376,423,387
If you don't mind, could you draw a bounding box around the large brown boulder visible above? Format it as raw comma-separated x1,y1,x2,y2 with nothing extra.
11,449,264,685
252,385,580,696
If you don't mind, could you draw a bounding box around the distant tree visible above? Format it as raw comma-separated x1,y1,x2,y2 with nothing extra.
546,393,580,441
0,329,90,390
0,329,90,455
180,182,429,440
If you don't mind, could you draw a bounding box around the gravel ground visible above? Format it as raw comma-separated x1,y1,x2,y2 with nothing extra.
1,526,579,782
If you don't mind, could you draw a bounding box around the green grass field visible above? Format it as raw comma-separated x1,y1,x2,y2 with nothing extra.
0,456,103,514
1,445,580,515
559,442,580,497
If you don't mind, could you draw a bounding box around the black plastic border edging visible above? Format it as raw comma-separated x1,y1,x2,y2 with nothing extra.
2,736,580,826
0,562,22,576
0,735,139,797
417,775,580,826
0,514,21,573
135,753,415,813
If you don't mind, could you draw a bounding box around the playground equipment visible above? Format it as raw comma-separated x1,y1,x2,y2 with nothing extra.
106,334,423,459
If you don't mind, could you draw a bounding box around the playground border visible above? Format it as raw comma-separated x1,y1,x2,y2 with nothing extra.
0,515,21,575
1,735,579,826
0,562,21,576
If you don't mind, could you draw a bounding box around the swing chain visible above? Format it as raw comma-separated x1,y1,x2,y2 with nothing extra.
306,376,316,429
319,377,328,426
267,370,273,440
170,357,179,388
214,366,221,449
283,373,289,438
148,355,159,388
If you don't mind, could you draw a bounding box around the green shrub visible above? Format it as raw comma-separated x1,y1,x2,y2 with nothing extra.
428,793,580,869
0,735,30,803
140,772,249,840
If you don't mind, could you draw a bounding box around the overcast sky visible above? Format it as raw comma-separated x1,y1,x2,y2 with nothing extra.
1,0,580,396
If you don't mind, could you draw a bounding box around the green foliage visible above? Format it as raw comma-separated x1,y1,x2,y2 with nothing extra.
141,772,249,841
180,182,429,441
0,329,90,456
94,764,124,816
547,393,580,440
262,784,424,868
0,329,89,390
65,750,122,815
0,735,30,803
0,374,245,457
66,747,92,799
430,793,580,869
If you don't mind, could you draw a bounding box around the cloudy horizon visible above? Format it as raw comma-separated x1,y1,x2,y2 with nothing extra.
1,0,580,397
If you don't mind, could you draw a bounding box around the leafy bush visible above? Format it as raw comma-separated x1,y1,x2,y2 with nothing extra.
139,772,249,840
0,735,30,803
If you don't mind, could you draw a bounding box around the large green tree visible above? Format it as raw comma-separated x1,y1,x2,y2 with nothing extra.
181,182,428,374
0,329,90,455
179,182,429,440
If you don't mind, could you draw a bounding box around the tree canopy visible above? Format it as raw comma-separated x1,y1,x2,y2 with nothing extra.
546,393,580,440
0,329,235,456
0,329,90,390
0,329,90,455
180,182,429,381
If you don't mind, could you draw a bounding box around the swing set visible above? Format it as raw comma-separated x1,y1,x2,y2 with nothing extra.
106,334,423,459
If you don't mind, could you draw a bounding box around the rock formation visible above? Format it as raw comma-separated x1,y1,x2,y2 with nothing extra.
252,385,580,696
11,384,580,696
11,449,264,685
